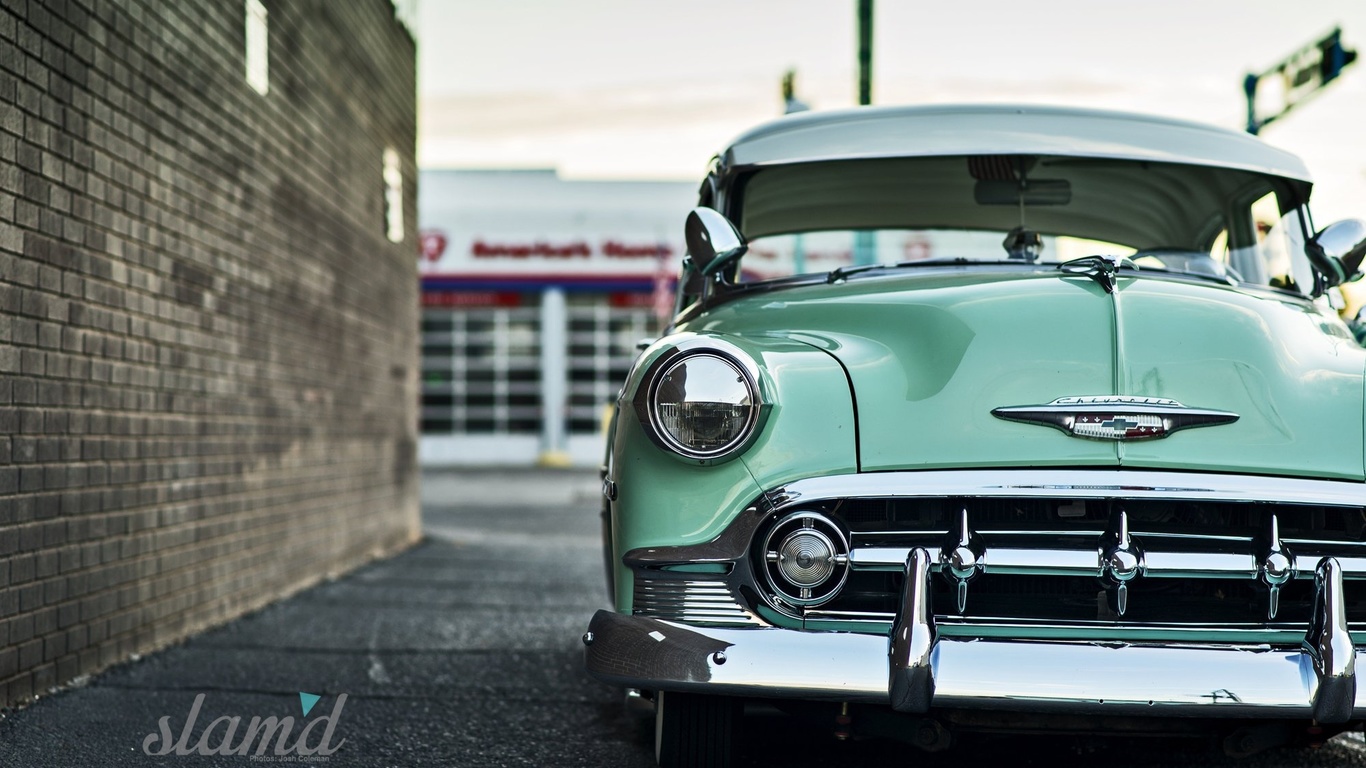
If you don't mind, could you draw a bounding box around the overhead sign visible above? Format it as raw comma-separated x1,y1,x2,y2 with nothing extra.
1245,27,1357,134
418,229,678,278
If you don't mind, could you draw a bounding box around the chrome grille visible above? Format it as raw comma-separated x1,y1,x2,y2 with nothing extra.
840,497,1366,542
633,576,763,626
769,484,1366,631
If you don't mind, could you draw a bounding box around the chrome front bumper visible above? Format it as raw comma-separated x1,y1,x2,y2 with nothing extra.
584,609,1356,720
584,548,1361,722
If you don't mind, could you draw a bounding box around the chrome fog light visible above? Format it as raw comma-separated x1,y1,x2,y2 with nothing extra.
777,529,837,587
649,353,759,459
762,512,849,607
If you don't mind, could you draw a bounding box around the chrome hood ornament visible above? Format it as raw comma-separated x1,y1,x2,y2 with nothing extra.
992,395,1239,441
1057,253,1137,293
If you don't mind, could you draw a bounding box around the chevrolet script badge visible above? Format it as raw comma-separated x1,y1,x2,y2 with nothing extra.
991,395,1239,441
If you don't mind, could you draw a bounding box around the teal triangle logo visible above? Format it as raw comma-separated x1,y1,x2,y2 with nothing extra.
299,692,321,717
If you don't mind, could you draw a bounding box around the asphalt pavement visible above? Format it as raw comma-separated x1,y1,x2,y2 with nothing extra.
1,467,1366,767
0,468,648,767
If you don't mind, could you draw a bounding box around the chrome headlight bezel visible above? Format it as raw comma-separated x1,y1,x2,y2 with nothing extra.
633,339,769,464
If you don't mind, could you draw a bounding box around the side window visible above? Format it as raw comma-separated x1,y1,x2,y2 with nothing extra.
1250,192,1290,287
1253,192,1312,292
1221,190,1310,294
1209,228,1229,262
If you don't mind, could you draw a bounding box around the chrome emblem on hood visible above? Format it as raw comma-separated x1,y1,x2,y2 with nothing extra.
992,396,1239,441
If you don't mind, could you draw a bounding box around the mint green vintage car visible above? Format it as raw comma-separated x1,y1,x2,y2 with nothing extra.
583,104,1366,767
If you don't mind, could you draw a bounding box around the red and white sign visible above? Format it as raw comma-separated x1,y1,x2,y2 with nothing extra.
421,291,522,308
419,230,448,262
419,229,680,279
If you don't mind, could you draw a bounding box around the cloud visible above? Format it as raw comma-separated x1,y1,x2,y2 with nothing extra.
418,73,1366,220
419,74,1223,174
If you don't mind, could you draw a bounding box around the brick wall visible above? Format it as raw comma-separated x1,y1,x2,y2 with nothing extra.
0,0,420,707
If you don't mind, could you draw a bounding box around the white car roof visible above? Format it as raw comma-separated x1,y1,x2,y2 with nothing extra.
715,104,1313,189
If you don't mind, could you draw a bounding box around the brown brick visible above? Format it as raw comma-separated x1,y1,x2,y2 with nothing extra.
0,0,418,708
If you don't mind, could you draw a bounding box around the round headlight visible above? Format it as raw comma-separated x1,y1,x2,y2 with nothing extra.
650,353,759,459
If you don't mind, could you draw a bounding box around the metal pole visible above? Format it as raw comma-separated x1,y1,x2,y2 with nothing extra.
1243,73,1261,135
854,0,876,265
538,287,570,466
858,0,873,106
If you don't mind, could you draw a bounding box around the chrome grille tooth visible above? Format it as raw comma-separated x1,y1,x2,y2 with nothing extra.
1259,513,1296,620
939,507,984,614
1099,508,1142,618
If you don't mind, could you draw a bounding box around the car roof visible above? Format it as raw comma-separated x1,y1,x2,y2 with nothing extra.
714,103,1313,190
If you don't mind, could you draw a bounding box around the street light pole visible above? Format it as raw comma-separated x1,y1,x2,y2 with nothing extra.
853,0,876,265
858,0,873,106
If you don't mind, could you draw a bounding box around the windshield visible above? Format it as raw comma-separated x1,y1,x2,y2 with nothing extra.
733,155,1315,294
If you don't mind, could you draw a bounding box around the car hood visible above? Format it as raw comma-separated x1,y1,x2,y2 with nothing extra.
686,270,1366,480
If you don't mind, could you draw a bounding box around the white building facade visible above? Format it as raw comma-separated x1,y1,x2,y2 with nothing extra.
418,170,697,466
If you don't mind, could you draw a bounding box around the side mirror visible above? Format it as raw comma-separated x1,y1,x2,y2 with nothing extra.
684,207,747,276
1306,219,1366,287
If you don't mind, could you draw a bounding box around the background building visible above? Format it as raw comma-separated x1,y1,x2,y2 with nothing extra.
418,170,695,466
0,0,418,706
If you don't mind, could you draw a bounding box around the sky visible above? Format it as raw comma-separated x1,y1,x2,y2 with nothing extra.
414,0,1366,223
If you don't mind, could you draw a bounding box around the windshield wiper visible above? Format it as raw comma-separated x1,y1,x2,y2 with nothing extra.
826,257,978,284
826,264,888,283
1057,254,1138,294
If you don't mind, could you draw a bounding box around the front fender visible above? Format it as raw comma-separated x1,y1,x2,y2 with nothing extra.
608,332,857,612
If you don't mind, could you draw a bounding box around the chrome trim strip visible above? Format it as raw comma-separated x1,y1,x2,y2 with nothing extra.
1297,555,1366,576
804,609,895,621
624,505,767,567
1144,531,1257,543
986,547,1100,576
583,610,1339,716
637,584,736,595
769,470,1366,508
861,546,1066,572
807,614,1325,635
851,530,1270,544
632,613,759,627
1141,551,1257,579
631,576,764,627
848,545,1365,580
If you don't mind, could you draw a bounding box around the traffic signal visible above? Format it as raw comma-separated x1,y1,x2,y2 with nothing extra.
1245,27,1357,134
1320,28,1358,85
